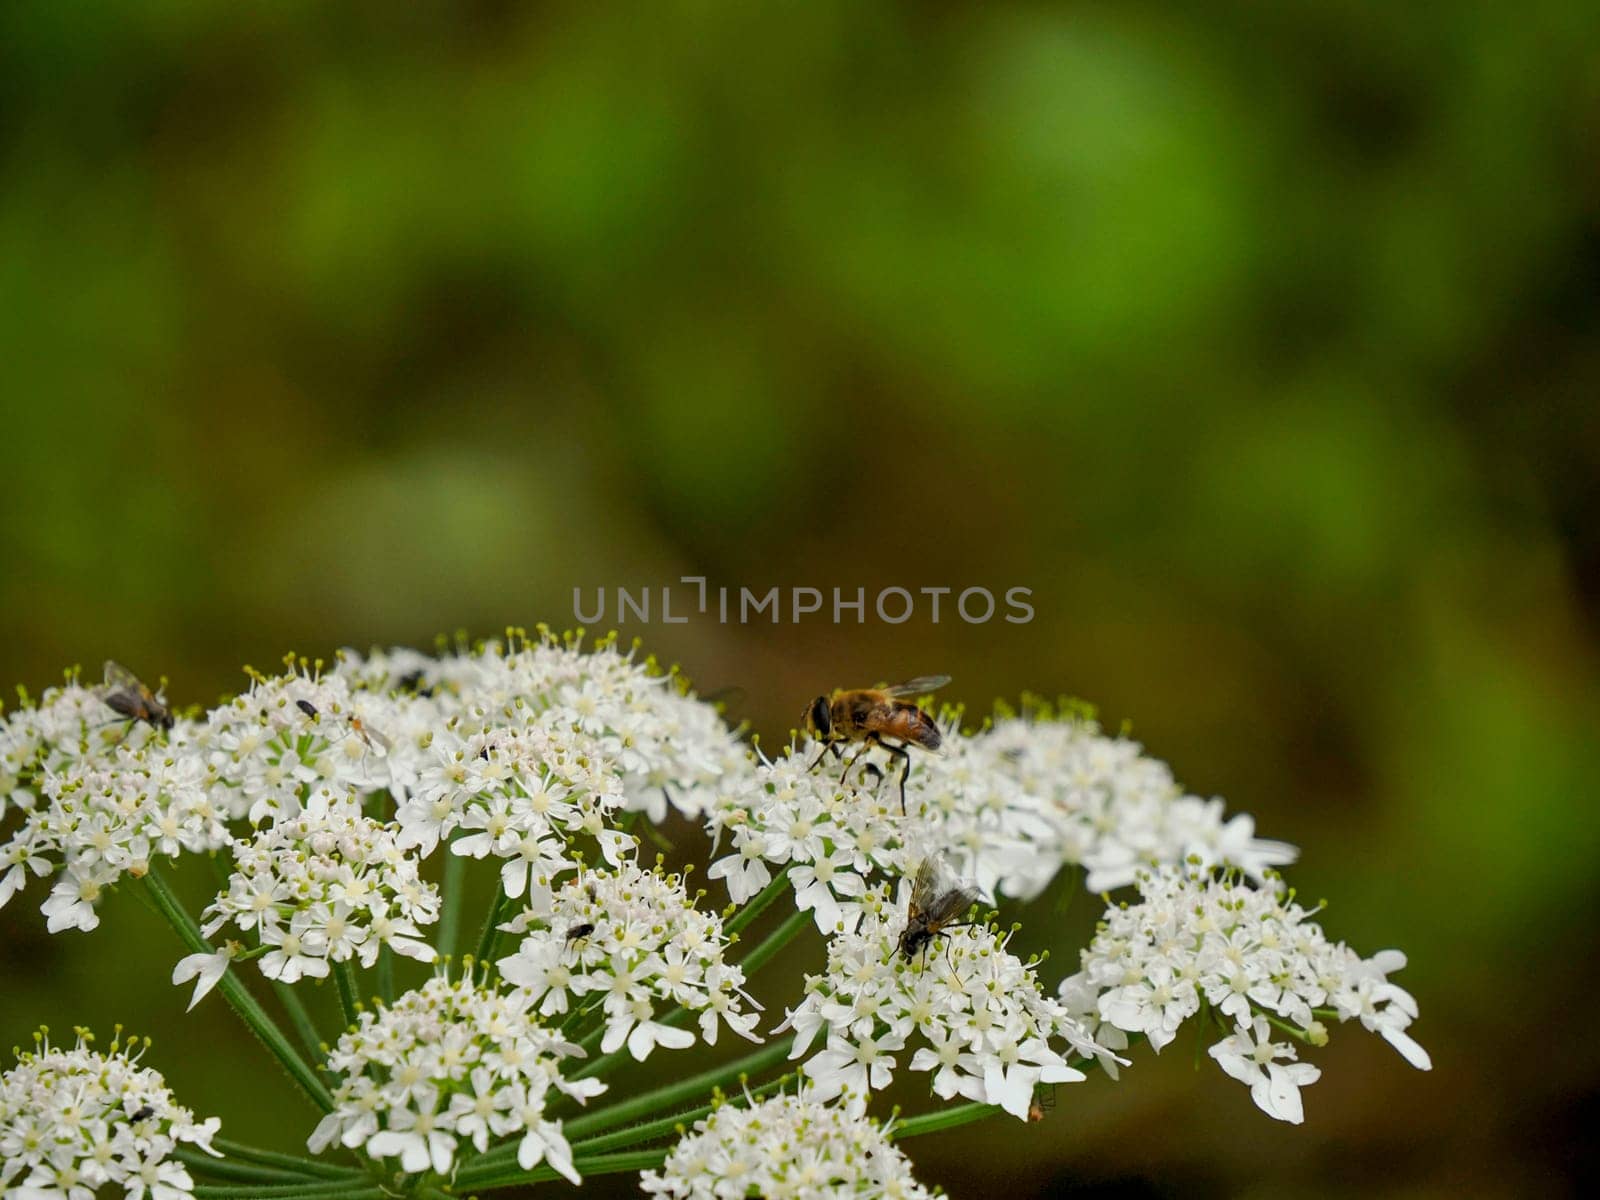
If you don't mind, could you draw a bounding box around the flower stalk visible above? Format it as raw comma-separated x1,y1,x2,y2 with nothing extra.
141,870,335,1112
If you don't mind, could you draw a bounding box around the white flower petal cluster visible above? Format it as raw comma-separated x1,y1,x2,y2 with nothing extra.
499,859,760,1058
706,716,1297,928
200,793,439,985
640,1092,937,1200
779,887,1101,1120
706,753,913,934
196,667,436,825
308,976,601,1184
344,634,750,822
395,714,631,886
977,716,1298,893
2,741,228,934
1060,865,1431,1123
1,1028,221,1200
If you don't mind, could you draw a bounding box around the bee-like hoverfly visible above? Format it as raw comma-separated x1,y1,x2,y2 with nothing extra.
100,661,174,731
803,675,949,813
897,852,978,964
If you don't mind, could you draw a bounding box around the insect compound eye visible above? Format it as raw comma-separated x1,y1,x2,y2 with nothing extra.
807,696,831,737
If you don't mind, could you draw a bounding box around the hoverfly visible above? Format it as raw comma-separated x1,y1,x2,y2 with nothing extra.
100,661,174,731
897,852,978,965
803,675,949,813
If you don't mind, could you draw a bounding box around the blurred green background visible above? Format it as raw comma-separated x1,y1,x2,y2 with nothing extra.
3,1,1598,1195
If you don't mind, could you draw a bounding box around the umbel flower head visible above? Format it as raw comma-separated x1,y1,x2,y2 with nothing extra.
2,741,228,934
640,1091,938,1200
196,662,433,826
498,857,761,1058
199,791,439,985
0,1026,221,1199
779,885,1106,1120
343,630,750,823
705,713,1298,933
1059,864,1432,1123
975,713,1299,895
394,711,632,883
309,974,603,1183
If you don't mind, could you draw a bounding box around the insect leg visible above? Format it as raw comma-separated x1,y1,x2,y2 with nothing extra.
867,734,914,814
839,741,874,783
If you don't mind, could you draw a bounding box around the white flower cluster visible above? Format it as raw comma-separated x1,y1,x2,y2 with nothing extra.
779,887,1103,1120
395,714,631,888
343,633,749,823
705,715,1297,932
200,793,439,984
707,753,911,934
309,975,602,1183
197,666,435,825
2,728,229,934
977,716,1298,894
640,1092,937,1200
0,1028,221,1200
498,859,761,1058
1059,865,1431,1123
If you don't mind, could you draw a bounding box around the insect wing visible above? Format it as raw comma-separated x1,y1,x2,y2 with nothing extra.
908,854,948,916
923,882,979,930
103,660,146,695
883,675,951,699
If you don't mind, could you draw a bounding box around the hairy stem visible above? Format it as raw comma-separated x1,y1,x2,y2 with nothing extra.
893,1101,1002,1139
721,865,792,939
273,982,326,1066
566,1072,794,1156
455,1147,668,1191
735,905,811,976
210,1137,356,1180
568,1036,794,1135
376,945,395,1005
142,870,334,1112
462,1038,795,1182
473,880,509,978
436,851,465,960
333,961,360,1030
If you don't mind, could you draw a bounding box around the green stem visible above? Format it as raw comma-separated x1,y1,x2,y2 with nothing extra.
273,982,327,1066
463,1037,795,1182
721,865,792,939
333,961,360,1029
567,1073,793,1156
142,871,334,1112
568,1036,793,1135
173,1150,313,1185
437,851,465,959
210,1137,355,1180
456,1147,668,1191
735,905,811,977
892,1101,1002,1139
376,944,395,1005
473,880,509,978
192,1184,386,1200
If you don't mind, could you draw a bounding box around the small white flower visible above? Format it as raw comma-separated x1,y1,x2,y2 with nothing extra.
200,795,438,984
1208,1016,1322,1124
779,885,1101,1118
312,975,597,1181
1063,865,1430,1122
171,947,234,1011
0,1028,221,1200
498,860,759,1060
641,1092,938,1199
